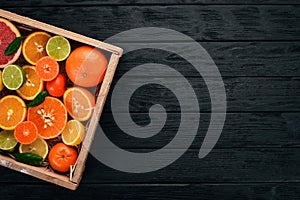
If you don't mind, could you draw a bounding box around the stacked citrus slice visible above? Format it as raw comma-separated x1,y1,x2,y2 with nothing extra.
16,65,44,100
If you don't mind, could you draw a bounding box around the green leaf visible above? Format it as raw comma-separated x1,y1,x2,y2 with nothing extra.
27,91,48,108
14,153,44,166
4,36,25,56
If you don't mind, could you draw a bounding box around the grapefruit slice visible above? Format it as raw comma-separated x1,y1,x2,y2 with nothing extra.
14,121,38,144
0,18,22,68
0,95,27,130
22,32,51,65
16,65,44,100
27,96,67,139
63,87,95,121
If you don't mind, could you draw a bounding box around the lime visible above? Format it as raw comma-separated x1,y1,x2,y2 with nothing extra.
46,36,71,61
2,64,26,90
62,120,85,146
0,130,18,151
19,137,49,159
0,71,4,92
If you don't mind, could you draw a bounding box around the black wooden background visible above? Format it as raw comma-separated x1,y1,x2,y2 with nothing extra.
1,0,300,199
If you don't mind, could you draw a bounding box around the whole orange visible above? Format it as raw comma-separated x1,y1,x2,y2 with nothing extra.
48,143,78,173
66,46,108,87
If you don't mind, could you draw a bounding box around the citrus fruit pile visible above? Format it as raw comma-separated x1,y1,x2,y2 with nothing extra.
0,18,108,173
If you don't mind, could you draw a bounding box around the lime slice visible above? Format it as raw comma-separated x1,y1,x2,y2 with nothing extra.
0,130,18,151
62,119,85,146
2,64,26,90
19,137,49,159
46,36,71,61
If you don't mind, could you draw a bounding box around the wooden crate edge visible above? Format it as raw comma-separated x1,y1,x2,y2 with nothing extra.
0,155,78,190
0,9,124,56
71,53,121,183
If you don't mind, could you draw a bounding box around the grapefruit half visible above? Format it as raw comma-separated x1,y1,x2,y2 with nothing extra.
0,18,22,68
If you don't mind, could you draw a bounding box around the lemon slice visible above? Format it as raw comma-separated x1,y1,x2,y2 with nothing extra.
46,36,71,61
2,64,26,90
0,130,18,151
19,137,49,159
62,120,85,146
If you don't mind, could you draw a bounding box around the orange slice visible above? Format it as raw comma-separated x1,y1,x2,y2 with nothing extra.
16,65,44,100
36,56,59,81
27,96,67,139
14,121,38,144
63,87,95,121
0,95,26,130
22,32,51,65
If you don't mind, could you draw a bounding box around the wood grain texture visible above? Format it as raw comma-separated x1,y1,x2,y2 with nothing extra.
0,149,299,183
102,77,300,112
0,183,299,200
0,2,299,198
2,6,300,41
114,42,300,77
99,113,300,149
1,0,300,6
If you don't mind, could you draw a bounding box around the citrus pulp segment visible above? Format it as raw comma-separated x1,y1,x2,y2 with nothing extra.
22,31,51,65
16,65,44,100
0,130,18,151
62,119,85,146
36,56,59,81
0,95,26,130
2,64,26,90
63,87,96,121
0,18,22,68
19,137,49,159
27,96,68,139
46,36,71,61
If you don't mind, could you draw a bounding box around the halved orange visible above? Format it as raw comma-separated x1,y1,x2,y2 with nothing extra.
22,32,51,65
0,95,26,130
16,65,44,100
27,97,67,139
36,56,59,81
63,87,95,121
14,121,38,144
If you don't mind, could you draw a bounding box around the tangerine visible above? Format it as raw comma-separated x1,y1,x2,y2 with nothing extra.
27,96,67,139
14,121,38,144
36,56,59,81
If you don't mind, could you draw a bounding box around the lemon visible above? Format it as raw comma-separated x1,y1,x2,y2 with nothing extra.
19,137,49,159
0,71,4,92
46,35,71,61
0,130,18,151
62,120,85,146
2,64,26,90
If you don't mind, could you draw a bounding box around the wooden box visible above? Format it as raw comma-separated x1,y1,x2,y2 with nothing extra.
0,9,123,190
